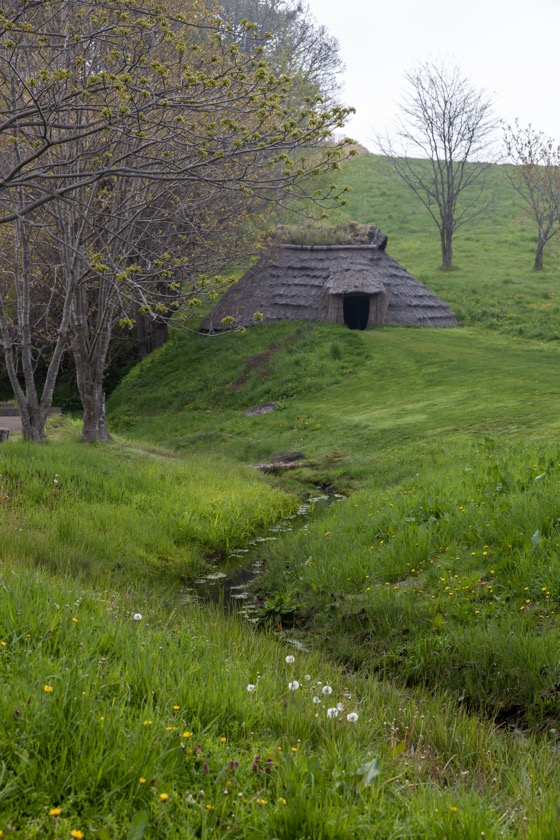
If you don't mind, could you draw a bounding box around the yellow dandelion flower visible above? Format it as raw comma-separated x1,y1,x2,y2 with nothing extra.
143,720,152,726
70,831,84,839
160,793,169,802
205,803,215,811
219,737,226,743
72,617,78,623
49,807,62,816
173,704,180,710
277,797,287,805
139,778,146,784
257,798,268,806
1,641,6,646
450,806,458,813
182,731,193,738
43,685,53,693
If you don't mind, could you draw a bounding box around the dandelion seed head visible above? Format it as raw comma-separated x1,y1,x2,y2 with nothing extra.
288,680,299,690
346,712,359,723
285,655,295,664
133,613,143,621
322,685,333,695
246,684,256,692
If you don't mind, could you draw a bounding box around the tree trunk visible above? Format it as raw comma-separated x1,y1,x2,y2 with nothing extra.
441,225,454,270
73,336,112,442
19,402,50,442
534,231,546,270
72,280,114,443
79,373,111,443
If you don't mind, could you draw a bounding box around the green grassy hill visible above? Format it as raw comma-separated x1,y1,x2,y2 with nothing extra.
3,153,560,837
329,153,560,341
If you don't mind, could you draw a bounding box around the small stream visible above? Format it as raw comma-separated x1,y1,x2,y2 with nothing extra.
189,492,345,614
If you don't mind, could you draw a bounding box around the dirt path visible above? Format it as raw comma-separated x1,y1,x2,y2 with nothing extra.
0,416,22,434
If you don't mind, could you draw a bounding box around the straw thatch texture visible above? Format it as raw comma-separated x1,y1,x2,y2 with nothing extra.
201,239,456,332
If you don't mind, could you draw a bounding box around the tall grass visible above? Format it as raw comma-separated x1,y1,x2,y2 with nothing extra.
0,436,295,586
3,561,560,838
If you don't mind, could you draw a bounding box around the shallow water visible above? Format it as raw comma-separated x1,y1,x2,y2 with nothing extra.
189,493,345,612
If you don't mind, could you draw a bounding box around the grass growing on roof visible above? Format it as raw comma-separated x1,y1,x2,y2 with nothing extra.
273,218,376,245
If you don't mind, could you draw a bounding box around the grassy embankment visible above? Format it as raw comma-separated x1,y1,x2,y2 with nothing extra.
3,153,560,836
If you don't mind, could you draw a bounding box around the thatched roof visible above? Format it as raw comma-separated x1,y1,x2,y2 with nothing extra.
202,231,456,331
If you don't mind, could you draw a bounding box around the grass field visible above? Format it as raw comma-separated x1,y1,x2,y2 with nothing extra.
3,152,560,837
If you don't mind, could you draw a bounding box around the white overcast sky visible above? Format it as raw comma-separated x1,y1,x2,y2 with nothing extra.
304,0,560,151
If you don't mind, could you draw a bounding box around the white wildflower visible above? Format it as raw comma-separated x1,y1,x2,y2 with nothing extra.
322,685,333,695
346,712,359,723
327,707,339,719
133,613,143,621
288,681,300,691
247,684,256,692
285,655,295,664
312,696,321,704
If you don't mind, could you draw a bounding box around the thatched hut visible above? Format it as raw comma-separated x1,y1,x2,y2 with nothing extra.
202,227,456,332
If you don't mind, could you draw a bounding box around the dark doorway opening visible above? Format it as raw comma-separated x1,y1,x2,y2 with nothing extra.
343,294,370,330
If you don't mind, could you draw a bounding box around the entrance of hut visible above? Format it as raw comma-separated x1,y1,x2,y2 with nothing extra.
343,294,370,330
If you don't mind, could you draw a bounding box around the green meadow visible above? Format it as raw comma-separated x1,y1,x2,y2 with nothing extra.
3,153,560,837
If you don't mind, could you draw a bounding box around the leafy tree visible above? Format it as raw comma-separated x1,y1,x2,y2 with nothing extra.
504,120,560,270
217,0,343,102
0,0,353,441
378,60,497,270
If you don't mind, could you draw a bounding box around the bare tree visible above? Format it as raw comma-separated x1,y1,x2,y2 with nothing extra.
378,60,497,270
503,120,560,270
